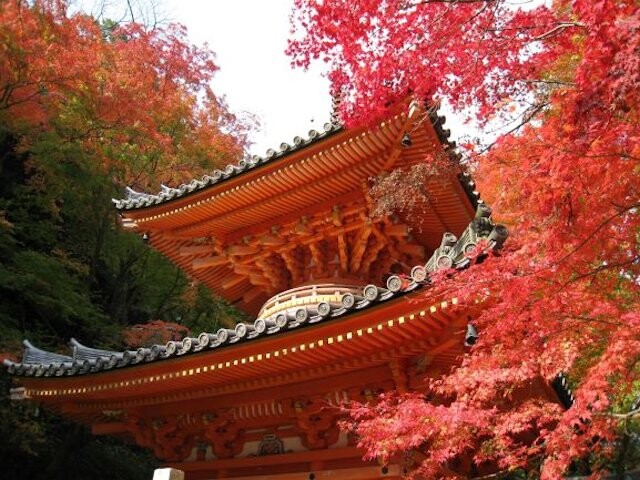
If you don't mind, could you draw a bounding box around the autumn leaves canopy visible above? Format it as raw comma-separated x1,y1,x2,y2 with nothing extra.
290,0,640,478
0,0,248,188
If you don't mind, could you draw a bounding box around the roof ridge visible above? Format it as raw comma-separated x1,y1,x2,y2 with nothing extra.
113,121,343,211
112,102,461,212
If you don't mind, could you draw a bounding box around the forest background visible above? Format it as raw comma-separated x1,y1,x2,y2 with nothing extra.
0,0,251,477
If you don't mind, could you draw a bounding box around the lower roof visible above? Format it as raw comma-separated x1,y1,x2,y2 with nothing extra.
4,202,507,390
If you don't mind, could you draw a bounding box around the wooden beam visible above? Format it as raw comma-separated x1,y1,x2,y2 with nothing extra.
359,230,388,277
293,218,312,235
382,146,403,171
178,245,214,256
222,275,248,290
337,234,349,274
280,250,304,285
258,234,286,246
232,264,254,276
223,190,368,245
309,241,327,278
192,256,228,270
248,275,271,287
255,258,279,290
349,224,372,273
92,422,127,435
227,245,260,256
196,465,402,480
172,447,368,471
332,205,343,226
383,100,421,170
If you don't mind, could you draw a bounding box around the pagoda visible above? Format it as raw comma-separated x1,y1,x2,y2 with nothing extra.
4,100,516,479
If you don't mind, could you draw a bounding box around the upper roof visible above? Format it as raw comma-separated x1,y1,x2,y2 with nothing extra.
112,102,476,314
112,104,458,212
114,122,342,211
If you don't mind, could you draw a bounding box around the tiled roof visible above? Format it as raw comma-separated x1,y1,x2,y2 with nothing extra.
113,122,343,211
112,105,458,212
4,199,508,379
551,373,575,409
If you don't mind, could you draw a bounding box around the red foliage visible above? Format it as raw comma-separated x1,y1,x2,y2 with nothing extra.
290,0,640,477
0,0,249,187
289,0,563,126
0,352,18,363
122,320,190,348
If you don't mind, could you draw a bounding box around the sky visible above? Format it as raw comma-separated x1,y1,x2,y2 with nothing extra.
75,0,472,154
163,0,333,156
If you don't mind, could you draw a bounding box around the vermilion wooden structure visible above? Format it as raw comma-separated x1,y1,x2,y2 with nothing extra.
5,101,517,479
115,102,476,315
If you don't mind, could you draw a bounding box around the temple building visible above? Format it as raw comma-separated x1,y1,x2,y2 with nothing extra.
4,100,516,479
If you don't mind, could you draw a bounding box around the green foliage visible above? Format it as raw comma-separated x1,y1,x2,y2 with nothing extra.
0,121,246,472
0,126,245,349
0,249,113,344
0,2,251,475
0,82,245,480
0,369,158,480
0,126,247,474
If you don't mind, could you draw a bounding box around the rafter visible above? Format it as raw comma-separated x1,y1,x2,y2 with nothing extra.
349,223,372,273
227,245,261,256
309,241,328,278
179,245,215,256
167,153,387,239
222,275,247,291
193,256,228,270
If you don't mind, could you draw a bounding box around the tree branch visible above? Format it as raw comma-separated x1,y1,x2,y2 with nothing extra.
554,203,640,267
126,0,136,22
527,22,586,44
403,0,497,8
478,101,549,154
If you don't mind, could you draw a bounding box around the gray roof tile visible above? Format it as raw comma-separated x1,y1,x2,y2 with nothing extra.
113,122,343,211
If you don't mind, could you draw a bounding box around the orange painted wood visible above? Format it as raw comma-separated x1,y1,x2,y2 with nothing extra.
193,256,228,269
179,245,214,256
20,294,463,405
92,421,127,435
115,109,474,314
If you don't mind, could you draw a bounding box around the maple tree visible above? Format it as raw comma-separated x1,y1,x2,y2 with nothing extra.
0,0,248,188
122,320,190,348
289,0,640,478
0,3,249,477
